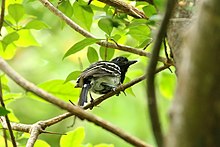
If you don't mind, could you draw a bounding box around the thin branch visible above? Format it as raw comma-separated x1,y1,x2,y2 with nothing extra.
146,0,176,147
0,0,6,35
97,0,147,18
0,78,17,147
0,57,150,147
38,0,173,66
84,65,170,109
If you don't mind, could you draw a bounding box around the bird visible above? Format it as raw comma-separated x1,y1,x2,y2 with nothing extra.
75,56,137,106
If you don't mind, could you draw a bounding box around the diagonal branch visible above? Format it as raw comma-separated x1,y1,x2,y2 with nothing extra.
0,57,150,147
97,0,147,18
38,0,173,66
146,0,176,147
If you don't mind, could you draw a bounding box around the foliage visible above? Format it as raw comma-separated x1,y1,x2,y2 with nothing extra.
0,0,176,146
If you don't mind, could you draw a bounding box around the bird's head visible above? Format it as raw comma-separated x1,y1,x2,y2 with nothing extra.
110,56,137,83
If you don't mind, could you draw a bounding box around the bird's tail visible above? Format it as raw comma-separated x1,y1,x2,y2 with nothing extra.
78,83,90,106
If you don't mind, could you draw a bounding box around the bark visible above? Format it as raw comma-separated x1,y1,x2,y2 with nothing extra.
167,0,197,69
166,0,220,146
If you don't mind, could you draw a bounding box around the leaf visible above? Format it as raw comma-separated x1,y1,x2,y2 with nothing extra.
36,80,79,102
58,0,73,18
99,46,115,61
8,4,25,23
143,5,157,17
63,38,100,59
14,29,39,47
34,139,50,147
0,42,17,59
25,20,49,30
60,127,85,147
72,2,93,30
64,71,81,83
127,25,151,43
0,107,10,116
98,18,113,35
2,32,19,50
3,32,19,44
87,47,99,64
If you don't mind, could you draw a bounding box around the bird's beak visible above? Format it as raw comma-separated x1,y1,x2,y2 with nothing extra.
128,60,137,66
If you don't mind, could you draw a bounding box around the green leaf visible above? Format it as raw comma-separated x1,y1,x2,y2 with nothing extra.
98,18,113,35
0,42,17,59
2,32,19,50
60,127,85,147
8,4,25,23
72,2,93,30
65,71,81,83
36,80,79,102
87,47,99,64
127,25,151,43
99,46,115,61
58,0,73,18
34,139,50,147
0,107,10,116
25,20,49,30
63,38,99,59
143,5,157,17
14,29,39,47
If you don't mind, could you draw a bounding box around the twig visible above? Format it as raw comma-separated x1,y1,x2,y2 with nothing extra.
97,0,147,18
146,0,176,147
0,78,17,146
0,0,6,35
84,65,170,109
38,0,173,66
0,57,150,147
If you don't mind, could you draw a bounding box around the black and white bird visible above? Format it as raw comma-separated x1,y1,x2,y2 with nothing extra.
75,56,137,106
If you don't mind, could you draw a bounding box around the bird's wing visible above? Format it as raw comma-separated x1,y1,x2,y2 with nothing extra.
75,61,121,87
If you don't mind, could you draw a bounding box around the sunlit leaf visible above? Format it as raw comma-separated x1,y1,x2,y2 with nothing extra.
0,107,10,116
35,139,50,147
87,47,99,64
14,29,39,47
8,4,25,23
2,32,19,50
63,38,100,59
65,71,81,83
0,42,17,59
99,46,115,61
72,2,93,30
25,20,49,30
35,80,79,102
60,127,85,147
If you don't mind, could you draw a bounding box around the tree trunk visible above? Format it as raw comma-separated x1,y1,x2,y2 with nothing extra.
166,0,220,146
